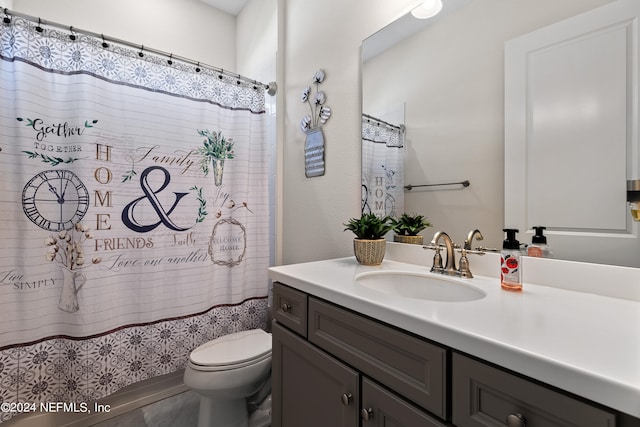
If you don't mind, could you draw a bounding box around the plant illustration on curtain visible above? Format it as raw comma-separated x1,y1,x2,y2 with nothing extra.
44,224,101,313
0,15,270,422
197,129,234,186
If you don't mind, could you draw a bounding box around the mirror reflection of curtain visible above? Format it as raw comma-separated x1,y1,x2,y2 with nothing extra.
361,114,405,218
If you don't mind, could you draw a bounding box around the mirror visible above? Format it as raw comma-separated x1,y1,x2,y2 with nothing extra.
362,0,639,267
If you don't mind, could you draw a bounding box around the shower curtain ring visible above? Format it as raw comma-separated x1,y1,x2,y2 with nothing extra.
138,45,144,58
69,26,76,41
36,18,43,33
167,53,173,65
267,82,277,96
101,34,109,48
3,8,10,24
195,62,201,73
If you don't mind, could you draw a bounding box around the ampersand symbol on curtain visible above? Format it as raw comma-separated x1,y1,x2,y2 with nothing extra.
121,166,192,233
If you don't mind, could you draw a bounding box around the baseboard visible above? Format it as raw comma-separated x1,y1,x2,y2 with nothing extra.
4,370,189,427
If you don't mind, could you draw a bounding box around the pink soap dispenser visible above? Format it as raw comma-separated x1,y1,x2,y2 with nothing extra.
501,228,522,292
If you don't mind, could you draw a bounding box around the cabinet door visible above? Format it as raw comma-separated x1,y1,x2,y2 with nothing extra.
272,322,359,427
308,297,447,417
452,353,615,427
361,378,447,427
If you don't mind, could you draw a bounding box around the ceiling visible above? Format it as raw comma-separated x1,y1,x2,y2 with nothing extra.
199,0,249,16
362,0,473,61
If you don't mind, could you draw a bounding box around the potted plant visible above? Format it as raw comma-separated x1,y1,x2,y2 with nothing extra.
344,214,393,265
390,213,432,245
197,129,234,186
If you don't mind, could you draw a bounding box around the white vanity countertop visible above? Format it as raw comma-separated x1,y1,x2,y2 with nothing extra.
268,257,640,418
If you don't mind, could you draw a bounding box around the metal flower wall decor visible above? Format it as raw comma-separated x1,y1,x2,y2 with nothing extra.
300,69,331,178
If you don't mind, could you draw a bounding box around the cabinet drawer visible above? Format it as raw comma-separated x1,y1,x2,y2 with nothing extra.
272,282,308,337
308,297,447,418
362,378,447,427
452,352,616,427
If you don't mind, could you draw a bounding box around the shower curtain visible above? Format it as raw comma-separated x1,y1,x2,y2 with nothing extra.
361,115,404,217
0,16,269,421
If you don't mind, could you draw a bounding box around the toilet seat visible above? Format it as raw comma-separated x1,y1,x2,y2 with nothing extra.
188,329,272,372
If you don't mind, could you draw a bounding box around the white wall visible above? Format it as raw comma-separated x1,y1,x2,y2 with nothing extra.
280,0,619,265
280,0,417,264
362,0,615,250
11,0,236,71
237,0,278,269
237,0,277,81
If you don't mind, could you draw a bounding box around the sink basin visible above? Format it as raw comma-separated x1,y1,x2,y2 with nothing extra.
355,271,486,302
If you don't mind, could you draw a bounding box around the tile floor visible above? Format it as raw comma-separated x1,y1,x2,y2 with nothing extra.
91,390,271,427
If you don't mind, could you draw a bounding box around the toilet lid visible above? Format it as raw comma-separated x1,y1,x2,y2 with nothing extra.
189,329,272,367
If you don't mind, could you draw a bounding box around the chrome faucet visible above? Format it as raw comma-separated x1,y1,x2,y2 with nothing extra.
430,231,457,276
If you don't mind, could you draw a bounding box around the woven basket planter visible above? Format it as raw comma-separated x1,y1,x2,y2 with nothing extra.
393,234,424,245
353,238,386,266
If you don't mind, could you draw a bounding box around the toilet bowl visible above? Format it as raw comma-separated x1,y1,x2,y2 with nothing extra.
184,329,272,427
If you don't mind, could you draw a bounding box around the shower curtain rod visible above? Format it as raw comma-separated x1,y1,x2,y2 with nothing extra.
362,113,405,132
2,8,277,95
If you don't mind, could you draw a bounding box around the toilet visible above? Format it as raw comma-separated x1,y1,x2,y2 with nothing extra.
184,329,272,427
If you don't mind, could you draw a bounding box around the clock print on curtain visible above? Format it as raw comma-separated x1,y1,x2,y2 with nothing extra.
22,169,90,231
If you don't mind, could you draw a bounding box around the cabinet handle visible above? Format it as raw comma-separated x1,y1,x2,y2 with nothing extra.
506,413,526,427
361,408,374,422
281,303,291,312
340,393,352,406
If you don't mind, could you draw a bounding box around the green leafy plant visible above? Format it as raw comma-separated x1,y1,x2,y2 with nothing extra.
390,213,432,236
343,214,393,240
196,129,235,175
121,159,138,183
190,186,208,223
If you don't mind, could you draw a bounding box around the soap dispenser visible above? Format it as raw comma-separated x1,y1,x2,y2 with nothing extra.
527,226,553,258
501,228,522,292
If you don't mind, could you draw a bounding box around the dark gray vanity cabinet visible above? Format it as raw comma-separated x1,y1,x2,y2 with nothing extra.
361,378,447,427
451,353,616,427
272,281,638,427
307,297,447,419
272,282,447,427
272,281,307,337
272,322,359,427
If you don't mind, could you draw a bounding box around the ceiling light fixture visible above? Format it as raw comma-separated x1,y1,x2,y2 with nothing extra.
411,0,443,19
